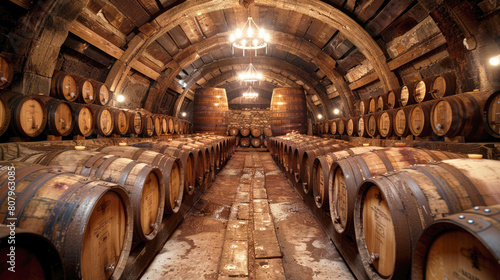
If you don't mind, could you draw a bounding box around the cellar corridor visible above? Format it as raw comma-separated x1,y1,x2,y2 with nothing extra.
140,152,354,279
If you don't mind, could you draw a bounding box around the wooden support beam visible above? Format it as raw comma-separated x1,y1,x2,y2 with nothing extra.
348,34,447,90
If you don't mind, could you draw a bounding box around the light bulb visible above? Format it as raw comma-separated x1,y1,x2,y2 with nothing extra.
490,56,500,66
317,114,323,119
117,95,125,102
230,34,235,42
181,112,187,117
333,109,340,115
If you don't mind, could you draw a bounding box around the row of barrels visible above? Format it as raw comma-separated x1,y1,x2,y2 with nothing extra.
237,135,268,148
0,89,191,138
355,72,457,116
318,90,500,140
228,126,273,138
51,70,112,106
268,134,500,280
0,135,235,279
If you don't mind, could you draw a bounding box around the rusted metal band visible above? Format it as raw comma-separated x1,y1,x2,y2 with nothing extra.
118,161,137,186
392,172,434,226
416,148,442,161
351,155,372,179
437,162,485,206
37,150,68,166
81,153,107,177
132,149,145,161
151,154,164,167
94,156,119,180
372,150,395,172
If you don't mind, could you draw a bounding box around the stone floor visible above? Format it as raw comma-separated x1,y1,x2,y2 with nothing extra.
140,152,354,280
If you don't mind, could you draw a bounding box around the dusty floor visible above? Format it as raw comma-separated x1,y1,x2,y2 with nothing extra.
140,152,354,280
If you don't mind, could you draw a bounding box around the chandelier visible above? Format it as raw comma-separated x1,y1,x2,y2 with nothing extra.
242,86,258,99
238,63,262,84
229,17,270,55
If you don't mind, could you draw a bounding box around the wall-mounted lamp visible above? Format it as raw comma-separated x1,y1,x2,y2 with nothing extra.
317,114,323,119
333,109,340,115
490,55,500,66
117,94,125,102
181,112,187,117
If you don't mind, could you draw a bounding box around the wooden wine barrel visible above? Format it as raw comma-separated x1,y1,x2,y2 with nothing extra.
346,118,358,136
270,87,307,136
183,121,189,134
413,76,435,103
141,114,154,137
365,113,379,137
0,93,11,137
483,90,500,138
330,120,337,135
174,118,182,134
262,138,268,148
378,110,394,138
74,76,95,104
393,106,412,137
2,90,47,137
229,127,239,136
240,137,250,147
240,127,250,137
264,127,273,137
0,54,14,89
387,89,400,109
97,146,184,214
16,150,165,242
251,137,261,148
251,127,262,137
68,102,93,137
324,121,330,134
412,205,500,280
377,94,388,112
168,117,175,134
88,104,113,136
431,91,492,140
193,88,228,133
153,115,162,136
50,71,78,102
0,225,64,280
430,72,456,99
399,84,417,107
354,159,500,280
368,97,377,114
131,142,196,196
37,95,74,136
357,117,366,137
288,137,327,176
93,82,111,106
337,118,346,135
329,148,464,236
409,100,437,137
359,99,369,115
126,110,142,135
110,108,129,136
161,115,168,134
0,162,133,280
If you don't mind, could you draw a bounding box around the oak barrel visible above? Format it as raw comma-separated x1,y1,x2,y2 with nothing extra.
357,117,366,137
378,110,394,138
431,91,492,140
409,100,437,137
174,118,181,134
338,118,346,135
126,110,142,135
0,54,14,89
412,205,500,280
153,115,162,136
413,76,435,103
141,114,154,137
399,85,417,107
229,127,239,136
161,115,168,134
251,127,262,137
264,127,273,137
329,148,464,236
193,88,228,133
346,118,358,136
368,98,377,114
168,117,175,134
365,113,379,137
359,99,369,115
50,71,78,102
97,146,184,214
68,102,94,137
37,95,74,136
393,106,412,137
324,121,330,134
2,90,47,137
93,82,111,106
74,76,95,104
131,142,196,196
430,72,456,99
483,90,500,138
387,89,400,109
0,93,11,136
240,137,250,147
240,127,251,137
251,137,261,148
110,108,129,136
88,104,114,136
0,225,64,280
270,87,307,135
377,94,388,112
15,151,165,242
330,120,337,135
354,159,500,280
0,162,133,280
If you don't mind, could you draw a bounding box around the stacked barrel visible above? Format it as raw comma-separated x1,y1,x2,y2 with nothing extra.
229,126,272,148
0,70,191,139
320,72,500,141
268,134,500,279
0,135,234,279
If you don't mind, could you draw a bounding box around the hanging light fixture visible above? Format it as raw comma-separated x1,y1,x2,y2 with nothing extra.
229,16,270,55
242,86,258,99
238,63,263,84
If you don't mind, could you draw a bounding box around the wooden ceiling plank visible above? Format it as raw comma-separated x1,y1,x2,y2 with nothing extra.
156,34,180,56
179,17,205,44
168,25,191,49
109,0,151,27
69,20,124,59
365,0,414,36
353,0,385,23
137,0,161,16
